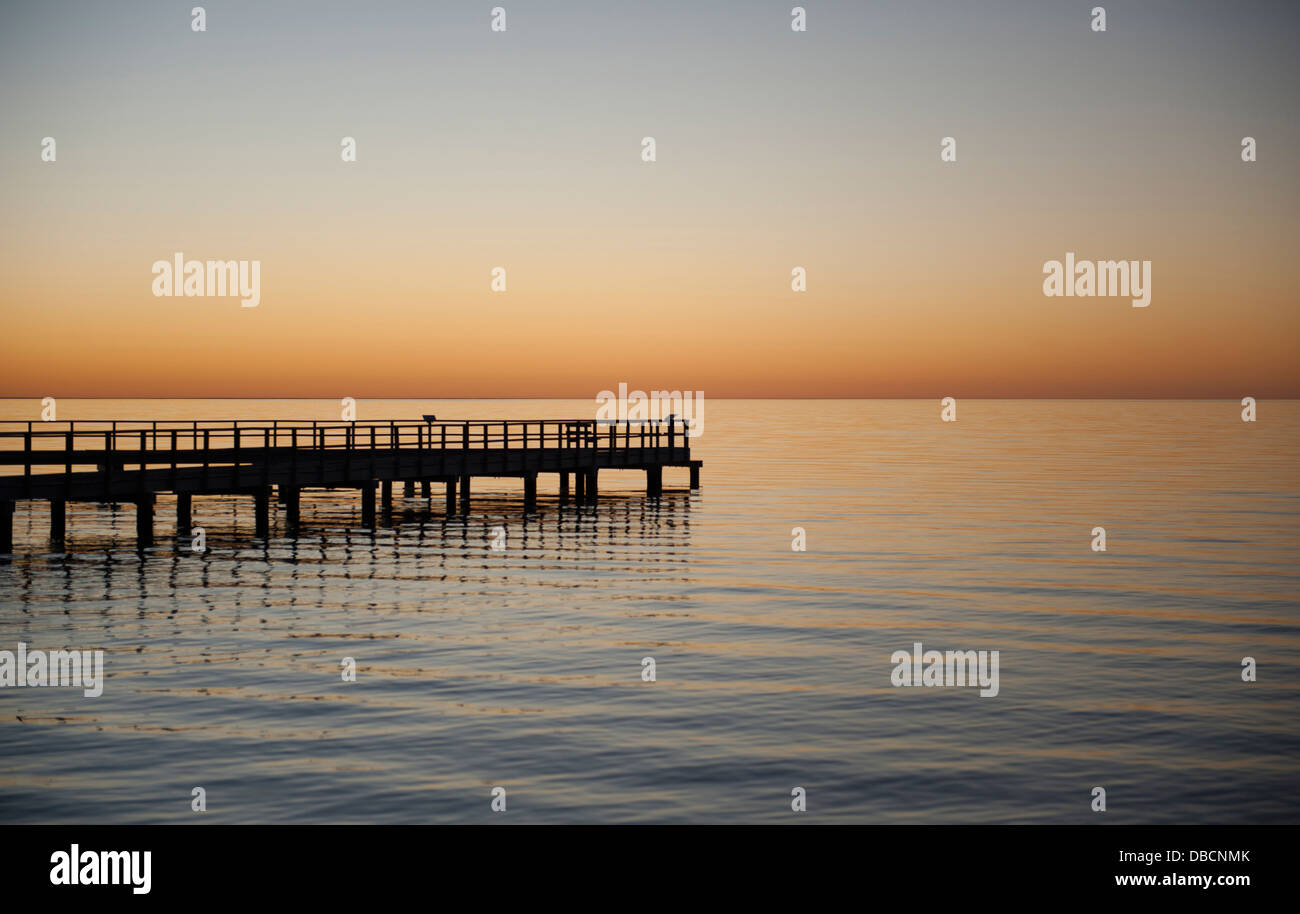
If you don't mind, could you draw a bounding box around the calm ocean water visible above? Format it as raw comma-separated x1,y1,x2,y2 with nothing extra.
0,399,1296,823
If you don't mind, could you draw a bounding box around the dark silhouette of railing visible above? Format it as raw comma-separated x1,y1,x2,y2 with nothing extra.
0,417,692,455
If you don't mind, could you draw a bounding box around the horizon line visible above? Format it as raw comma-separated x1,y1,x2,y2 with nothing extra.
0,396,1291,402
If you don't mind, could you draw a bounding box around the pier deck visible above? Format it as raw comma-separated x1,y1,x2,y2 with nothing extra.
0,419,701,551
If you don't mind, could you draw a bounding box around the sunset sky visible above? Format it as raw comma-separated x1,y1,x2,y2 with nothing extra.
2,0,1298,398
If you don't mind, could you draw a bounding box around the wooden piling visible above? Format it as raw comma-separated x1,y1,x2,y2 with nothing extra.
0,500,12,553
254,487,271,538
283,486,300,531
523,473,537,513
135,497,154,546
361,484,376,528
559,472,569,505
50,499,67,545
445,479,457,515
458,475,470,515
176,492,192,537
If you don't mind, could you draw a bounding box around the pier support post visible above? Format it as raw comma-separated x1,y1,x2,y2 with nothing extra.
559,472,569,505
458,475,470,515
135,497,154,547
586,469,598,505
283,487,300,533
381,480,393,512
0,500,12,553
50,499,67,546
254,487,271,539
690,464,700,490
361,484,376,528
575,471,585,503
523,473,537,514
646,467,662,498
445,479,457,515
176,493,192,538
421,481,431,499
403,480,414,498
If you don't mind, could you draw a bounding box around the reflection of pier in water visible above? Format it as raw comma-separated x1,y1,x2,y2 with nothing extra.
0,419,701,553
3,493,698,623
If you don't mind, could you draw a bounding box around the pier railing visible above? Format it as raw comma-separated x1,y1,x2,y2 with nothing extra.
0,418,693,467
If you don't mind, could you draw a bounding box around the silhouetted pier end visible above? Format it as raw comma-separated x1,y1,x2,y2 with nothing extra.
0,418,701,551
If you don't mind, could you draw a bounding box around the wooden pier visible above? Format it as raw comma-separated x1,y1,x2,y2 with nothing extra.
0,419,701,552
